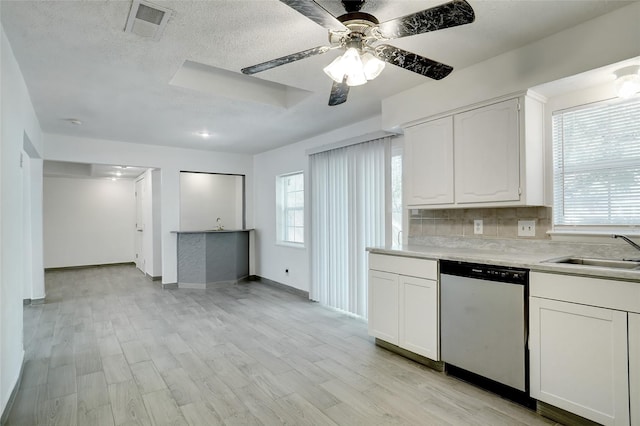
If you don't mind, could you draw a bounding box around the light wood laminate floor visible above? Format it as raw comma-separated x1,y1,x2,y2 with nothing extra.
7,265,558,426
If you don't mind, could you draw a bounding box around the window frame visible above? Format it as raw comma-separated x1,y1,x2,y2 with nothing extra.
551,95,640,233
276,171,305,247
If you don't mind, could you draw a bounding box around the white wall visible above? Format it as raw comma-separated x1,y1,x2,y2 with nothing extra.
21,154,45,301
382,2,640,130
253,116,383,292
1,25,43,418
43,134,253,285
140,169,162,278
27,157,44,300
151,169,162,277
43,177,136,268
179,172,243,231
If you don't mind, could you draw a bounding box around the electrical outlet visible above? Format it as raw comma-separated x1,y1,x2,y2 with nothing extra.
518,220,536,237
474,219,483,235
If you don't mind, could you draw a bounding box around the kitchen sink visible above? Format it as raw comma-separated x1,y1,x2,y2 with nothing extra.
544,256,640,270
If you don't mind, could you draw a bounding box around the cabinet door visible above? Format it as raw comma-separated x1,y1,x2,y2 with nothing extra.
399,276,439,360
454,98,520,203
630,313,640,426
404,116,454,205
368,270,399,344
530,297,629,426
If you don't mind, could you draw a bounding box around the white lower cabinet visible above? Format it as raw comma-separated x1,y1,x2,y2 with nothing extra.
530,297,629,425
368,269,399,345
530,271,639,426
367,253,439,360
630,313,640,426
399,275,438,360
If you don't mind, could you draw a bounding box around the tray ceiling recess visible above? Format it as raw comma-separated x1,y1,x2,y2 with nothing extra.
170,60,312,109
124,0,172,41
44,161,148,180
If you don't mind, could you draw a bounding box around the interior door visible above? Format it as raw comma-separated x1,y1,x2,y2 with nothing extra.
135,177,144,272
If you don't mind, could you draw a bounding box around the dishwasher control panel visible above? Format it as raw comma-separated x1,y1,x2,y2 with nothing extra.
440,260,529,285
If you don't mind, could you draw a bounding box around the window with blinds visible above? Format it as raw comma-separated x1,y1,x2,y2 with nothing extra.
552,97,640,227
276,171,304,245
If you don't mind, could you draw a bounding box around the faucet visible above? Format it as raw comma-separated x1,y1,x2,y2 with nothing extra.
611,234,640,261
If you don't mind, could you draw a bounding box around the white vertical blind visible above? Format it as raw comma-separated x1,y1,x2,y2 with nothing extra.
309,138,389,318
553,97,640,226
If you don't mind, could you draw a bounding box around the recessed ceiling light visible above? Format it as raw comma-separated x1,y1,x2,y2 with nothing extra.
197,131,211,138
116,171,122,177
111,177,117,181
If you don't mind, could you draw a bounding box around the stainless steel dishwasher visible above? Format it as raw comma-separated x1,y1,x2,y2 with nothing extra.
440,260,531,405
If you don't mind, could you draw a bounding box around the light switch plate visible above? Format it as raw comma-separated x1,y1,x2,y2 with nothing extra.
518,220,536,237
474,219,483,235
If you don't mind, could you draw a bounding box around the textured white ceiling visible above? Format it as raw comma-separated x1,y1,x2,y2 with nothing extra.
43,160,147,180
1,0,634,154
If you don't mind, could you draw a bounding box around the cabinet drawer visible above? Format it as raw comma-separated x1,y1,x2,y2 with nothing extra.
369,253,437,280
531,272,640,313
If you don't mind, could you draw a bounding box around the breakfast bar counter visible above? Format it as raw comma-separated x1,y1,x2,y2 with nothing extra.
172,229,253,289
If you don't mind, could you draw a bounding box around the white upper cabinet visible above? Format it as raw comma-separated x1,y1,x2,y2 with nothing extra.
404,93,545,208
404,116,454,205
454,98,520,203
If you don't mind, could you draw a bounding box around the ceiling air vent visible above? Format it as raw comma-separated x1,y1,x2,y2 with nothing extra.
124,0,172,41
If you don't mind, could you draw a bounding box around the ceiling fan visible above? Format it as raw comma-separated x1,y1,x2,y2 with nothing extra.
241,0,475,106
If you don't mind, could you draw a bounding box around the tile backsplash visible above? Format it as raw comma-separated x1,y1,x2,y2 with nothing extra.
408,207,552,240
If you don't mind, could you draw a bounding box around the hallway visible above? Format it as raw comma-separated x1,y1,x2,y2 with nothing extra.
6,265,553,425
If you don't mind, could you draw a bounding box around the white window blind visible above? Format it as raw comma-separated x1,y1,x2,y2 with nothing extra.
276,172,304,245
553,97,640,227
309,138,389,318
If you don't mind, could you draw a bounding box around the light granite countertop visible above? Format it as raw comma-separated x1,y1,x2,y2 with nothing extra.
172,229,254,234
367,240,640,282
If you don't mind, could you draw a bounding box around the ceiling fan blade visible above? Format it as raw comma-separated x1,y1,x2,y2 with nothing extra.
280,0,347,31
241,46,330,75
377,0,474,40
375,45,453,80
328,78,349,106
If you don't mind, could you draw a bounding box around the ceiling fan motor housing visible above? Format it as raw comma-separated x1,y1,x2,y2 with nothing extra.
341,0,366,13
331,13,379,51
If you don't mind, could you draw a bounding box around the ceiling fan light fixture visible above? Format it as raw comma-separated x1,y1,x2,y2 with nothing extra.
614,65,640,99
361,52,385,80
323,56,346,84
323,48,370,87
